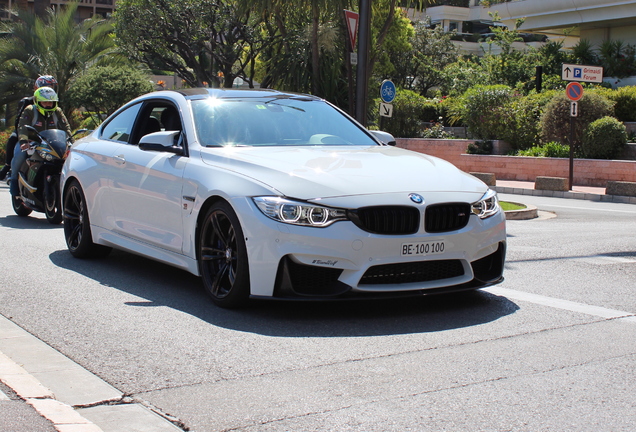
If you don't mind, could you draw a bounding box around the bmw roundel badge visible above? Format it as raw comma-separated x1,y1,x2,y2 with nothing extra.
409,193,424,204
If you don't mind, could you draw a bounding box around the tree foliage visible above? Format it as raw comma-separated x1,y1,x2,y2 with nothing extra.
66,65,154,120
450,84,514,140
114,0,269,88
540,92,614,148
0,2,116,113
391,19,458,96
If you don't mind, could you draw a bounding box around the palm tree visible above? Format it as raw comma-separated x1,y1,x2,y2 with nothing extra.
0,1,117,114
33,0,52,18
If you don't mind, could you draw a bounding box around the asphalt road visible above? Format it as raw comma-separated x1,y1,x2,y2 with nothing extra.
1,182,635,431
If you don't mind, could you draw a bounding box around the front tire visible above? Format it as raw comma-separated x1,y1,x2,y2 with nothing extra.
199,201,250,308
45,179,63,224
63,179,111,258
12,194,32,217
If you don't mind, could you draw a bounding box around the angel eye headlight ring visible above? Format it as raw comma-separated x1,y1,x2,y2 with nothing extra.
471,189,501,219
253,197,347,227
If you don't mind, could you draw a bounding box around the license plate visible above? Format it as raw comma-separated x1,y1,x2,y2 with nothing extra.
401,241,445,256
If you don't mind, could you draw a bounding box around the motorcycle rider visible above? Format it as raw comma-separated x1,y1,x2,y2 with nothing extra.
0,75,58,180
10,86,72,199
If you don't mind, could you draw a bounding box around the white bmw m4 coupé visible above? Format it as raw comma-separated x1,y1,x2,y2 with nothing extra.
61,88,506,308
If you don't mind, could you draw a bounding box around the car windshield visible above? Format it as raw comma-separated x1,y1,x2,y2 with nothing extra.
191,96,378,147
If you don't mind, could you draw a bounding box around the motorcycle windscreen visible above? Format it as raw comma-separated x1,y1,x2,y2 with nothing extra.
38,129,69,158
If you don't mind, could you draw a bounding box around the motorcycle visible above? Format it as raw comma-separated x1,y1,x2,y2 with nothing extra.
10,126,75,224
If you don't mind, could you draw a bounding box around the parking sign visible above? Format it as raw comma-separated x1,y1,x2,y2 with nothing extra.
562,64,603,83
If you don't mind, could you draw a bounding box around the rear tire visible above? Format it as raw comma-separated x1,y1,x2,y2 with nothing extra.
12,194,32,217
63,179,111,258
198,201,250,308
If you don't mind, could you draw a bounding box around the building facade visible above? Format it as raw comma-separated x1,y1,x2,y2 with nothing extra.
0,0,116,21
418,0,636,50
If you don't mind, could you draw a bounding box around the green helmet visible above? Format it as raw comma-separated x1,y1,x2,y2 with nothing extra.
34,86,59,116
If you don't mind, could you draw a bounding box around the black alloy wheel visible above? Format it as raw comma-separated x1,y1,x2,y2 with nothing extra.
199,201,250,308
63,179,111,258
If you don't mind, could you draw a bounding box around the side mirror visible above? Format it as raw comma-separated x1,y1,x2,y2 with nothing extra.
139,131,183,155
368,130,396,146
72,128,92,137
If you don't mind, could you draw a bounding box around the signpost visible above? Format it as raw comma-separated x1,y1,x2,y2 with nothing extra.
565,81,584,101
562,64,604,83
380,80,396,104
562,67,598,190
379,80,396,129
379,103,393,118
344,10,359,52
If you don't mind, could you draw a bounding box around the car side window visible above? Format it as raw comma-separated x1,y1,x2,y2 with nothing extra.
133,103,184,147
100,103,142,143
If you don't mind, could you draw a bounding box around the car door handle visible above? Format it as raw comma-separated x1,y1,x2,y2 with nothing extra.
114,154,126,165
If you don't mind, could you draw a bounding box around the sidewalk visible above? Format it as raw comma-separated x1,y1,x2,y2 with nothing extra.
495,180,636,204
0,314,183,432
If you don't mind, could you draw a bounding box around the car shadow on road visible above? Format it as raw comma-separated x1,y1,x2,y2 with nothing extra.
0,214,63,230
49,248,519,337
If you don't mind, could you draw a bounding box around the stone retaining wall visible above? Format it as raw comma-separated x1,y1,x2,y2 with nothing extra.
397,138,636,188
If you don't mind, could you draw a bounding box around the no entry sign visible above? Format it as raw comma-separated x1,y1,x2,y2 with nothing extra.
566,82,584,101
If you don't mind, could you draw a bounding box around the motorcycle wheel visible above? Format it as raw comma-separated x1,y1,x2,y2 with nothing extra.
63,179,112,258
12,194,32,217
45,181,63,225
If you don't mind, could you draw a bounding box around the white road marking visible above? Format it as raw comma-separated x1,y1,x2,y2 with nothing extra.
485,287,636,322
539,204,636,214
0,389,9,401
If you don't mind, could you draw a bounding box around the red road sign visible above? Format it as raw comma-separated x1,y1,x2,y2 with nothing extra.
344,10,359,51
566,82,584,101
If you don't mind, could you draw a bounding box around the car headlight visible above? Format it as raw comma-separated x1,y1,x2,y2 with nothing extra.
471,189,500,219
253,197,347,227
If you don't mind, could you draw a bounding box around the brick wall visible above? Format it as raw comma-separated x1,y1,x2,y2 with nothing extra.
397,138,636,187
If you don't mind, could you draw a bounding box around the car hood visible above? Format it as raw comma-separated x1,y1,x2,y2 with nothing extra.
200,145,488,200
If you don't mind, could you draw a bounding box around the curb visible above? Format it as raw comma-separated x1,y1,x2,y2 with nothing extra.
494,185,636,204
0,315,184,432
504,203,538,220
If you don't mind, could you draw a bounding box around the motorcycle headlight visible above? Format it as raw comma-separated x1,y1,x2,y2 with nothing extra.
253,197,347,227
38,150,54,161
471,189,500,219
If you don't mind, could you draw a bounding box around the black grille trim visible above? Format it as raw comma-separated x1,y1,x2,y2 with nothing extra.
348,206,420,235
425,203,471,233
360,259,465,285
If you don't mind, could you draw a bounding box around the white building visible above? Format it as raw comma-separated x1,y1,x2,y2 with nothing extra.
412,0,636,49
486,0,636,48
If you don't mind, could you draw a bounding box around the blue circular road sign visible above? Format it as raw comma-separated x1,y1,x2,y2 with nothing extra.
380,80,396,103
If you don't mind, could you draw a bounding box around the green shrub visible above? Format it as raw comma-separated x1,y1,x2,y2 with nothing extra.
466,140,493,155
499,90,559,150
373,89,443,138
421,120,455,138
517,141,570,157
582,116,627,159
540,92,614,148
0,129,12,165
600,86,636,122
451,85,514,140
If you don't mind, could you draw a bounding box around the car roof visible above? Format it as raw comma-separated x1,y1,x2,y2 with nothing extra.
171,87,323,101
